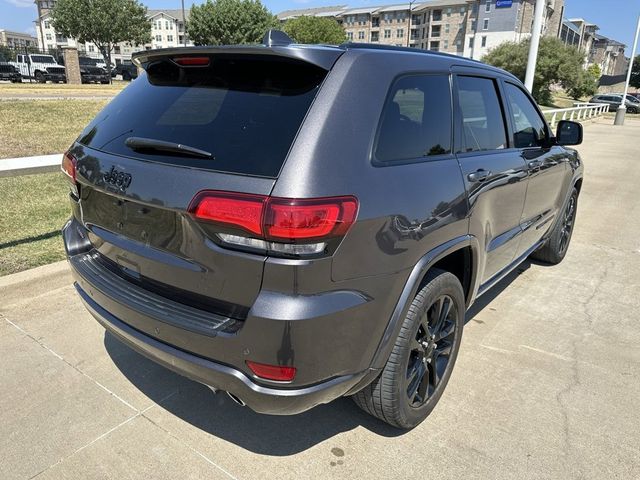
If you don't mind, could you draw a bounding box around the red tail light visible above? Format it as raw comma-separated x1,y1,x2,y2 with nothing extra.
173,56,210,66
189,191,264,236
264,197,358,241
61,152,77,183
188,191,358,243
246,361,296,382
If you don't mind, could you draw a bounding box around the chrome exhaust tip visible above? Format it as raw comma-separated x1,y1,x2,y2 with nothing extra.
226,391,246,407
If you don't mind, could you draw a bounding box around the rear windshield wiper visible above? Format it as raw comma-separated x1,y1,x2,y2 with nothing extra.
125,136,214,159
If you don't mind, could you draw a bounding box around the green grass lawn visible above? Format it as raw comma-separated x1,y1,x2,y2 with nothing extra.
0,99,108,159
0,173,70,276
0,98,110,275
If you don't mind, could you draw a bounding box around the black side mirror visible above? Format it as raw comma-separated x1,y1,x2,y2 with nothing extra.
556,120,583,146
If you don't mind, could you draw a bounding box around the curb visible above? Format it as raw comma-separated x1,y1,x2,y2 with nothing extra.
0,153,62,178
0,261,72,309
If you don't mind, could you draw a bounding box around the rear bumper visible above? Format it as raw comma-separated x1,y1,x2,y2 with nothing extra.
81,74,109,82
75,283,367,414
0,72,21,81
45,73,66,82
63,218,387,414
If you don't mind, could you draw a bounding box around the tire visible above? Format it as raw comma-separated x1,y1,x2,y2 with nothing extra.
629,106,638,114
352,268,465,429
530,187,578,265
35,71,45,83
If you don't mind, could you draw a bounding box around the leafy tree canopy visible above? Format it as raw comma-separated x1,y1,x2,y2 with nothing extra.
51,0,150,75
188,0,279,46
482,36,588,105
283,16,346,45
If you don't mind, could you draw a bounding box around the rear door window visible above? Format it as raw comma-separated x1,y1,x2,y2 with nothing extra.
77,55,328,178
374,74,452,163
456,75,507,152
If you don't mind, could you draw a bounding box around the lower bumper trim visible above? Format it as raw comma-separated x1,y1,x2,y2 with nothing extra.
75,283,366,415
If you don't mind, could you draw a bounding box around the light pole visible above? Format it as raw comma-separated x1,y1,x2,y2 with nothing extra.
614,13,640,126
524,0,545,93
181,0,188,47
407,0,415,48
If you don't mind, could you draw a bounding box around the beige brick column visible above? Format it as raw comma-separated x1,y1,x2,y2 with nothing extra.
62,46,81,85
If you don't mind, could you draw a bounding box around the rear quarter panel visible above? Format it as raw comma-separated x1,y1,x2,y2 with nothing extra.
273,50,470,282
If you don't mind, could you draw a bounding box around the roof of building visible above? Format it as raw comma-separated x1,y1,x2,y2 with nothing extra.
147,9,189,21
277,5,347,20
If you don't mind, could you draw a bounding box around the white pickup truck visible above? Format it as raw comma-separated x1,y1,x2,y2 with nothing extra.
10,53,66,83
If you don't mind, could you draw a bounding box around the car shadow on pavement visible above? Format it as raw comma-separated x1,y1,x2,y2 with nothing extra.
104,258,536,456
104,333,403,456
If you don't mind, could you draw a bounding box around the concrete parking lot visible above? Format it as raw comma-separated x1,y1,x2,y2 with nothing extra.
1,117,639,479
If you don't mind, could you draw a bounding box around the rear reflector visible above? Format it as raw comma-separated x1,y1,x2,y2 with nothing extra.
173,56,210,66
189,191,358,244
61,151,77,183
246,361,296,382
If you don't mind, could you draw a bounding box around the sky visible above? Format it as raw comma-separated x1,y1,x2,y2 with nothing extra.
1,0,638,56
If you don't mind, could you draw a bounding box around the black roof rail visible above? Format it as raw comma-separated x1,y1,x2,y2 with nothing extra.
339,42,485,64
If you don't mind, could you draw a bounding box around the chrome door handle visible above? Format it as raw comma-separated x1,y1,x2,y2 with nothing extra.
467,169,491,182
528,160,543,169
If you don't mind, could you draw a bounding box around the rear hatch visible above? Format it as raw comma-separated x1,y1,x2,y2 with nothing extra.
70,48,339,320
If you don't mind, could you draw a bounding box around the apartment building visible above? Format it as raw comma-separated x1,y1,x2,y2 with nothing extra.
278,0,564,59
0,29,38,49
33,1,192,64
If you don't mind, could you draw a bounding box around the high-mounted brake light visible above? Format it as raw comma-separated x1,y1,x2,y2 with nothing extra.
246,361,296,382
188,191,358,256
61,151,77,184
173,56,210,66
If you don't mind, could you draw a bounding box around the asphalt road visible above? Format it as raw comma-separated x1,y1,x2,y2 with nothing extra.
1,117,639,479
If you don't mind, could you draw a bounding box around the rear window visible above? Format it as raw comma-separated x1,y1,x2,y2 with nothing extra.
77,55,327,177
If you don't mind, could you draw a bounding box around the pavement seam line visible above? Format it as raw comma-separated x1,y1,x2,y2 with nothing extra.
3,316,139,413
140,412,240,480
27,391,178,479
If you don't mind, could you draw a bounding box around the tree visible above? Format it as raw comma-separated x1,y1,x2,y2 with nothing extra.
482,37,587,105
630,55,640,89
568,64,600,100
188,0,279,46
51,0,151,80
283,16,346,45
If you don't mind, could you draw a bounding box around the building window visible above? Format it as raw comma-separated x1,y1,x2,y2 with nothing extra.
45,33,52,40
167,35,174,42
460,6,466,14
445,23,450,34
471,20,477,30
469,37,474,48
165,21,169,29
444,40,449,49
384,29,391,38
485,1,491,13
481,35,487,47
347,31,353,40
483,19,489,30
44,21,50,29
430,41,439,51
446,7,452,17
88,45,94,52
397,28,404,38
431,25,441,37
358,31,365,40
432,9,442,21
155,34,162,41
371,31,379,42
372,17,380,27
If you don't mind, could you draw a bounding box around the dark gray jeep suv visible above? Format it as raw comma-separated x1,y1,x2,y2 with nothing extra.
62,31,583,429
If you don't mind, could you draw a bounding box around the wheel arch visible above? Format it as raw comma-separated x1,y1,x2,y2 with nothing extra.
366,235,480,373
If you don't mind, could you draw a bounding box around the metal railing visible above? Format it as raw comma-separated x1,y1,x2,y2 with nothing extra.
542,103,610,128
0,154,62,178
